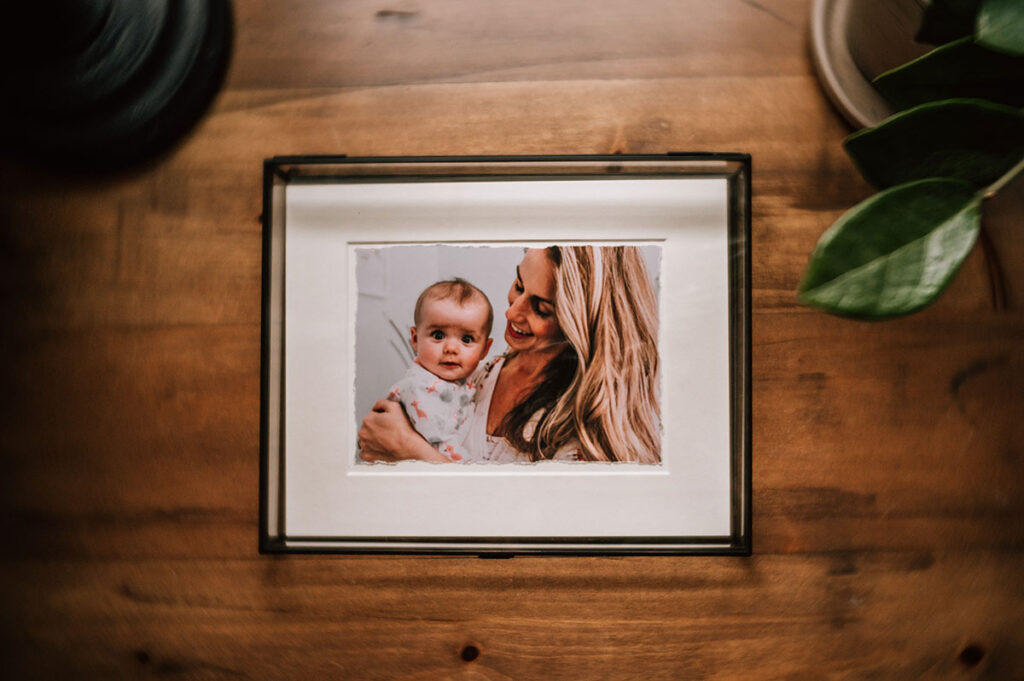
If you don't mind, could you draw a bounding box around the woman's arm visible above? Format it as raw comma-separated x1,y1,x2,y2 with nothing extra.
357,399,450,463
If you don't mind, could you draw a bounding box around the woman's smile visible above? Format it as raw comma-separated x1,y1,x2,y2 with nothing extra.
506,321,533,338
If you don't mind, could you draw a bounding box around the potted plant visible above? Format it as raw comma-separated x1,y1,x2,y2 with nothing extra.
801,0,1024,317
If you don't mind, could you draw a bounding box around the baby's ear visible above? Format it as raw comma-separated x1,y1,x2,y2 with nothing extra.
482,337,494,357
409,326,418,352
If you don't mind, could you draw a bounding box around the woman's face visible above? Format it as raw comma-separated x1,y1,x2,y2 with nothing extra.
505,249,562,353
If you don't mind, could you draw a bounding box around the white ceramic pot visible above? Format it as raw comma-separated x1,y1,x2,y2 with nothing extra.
810,0,931,128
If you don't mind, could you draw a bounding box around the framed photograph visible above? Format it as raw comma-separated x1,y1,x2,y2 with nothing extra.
260,154,751,555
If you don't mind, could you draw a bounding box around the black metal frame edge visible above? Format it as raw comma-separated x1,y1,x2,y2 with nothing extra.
258,159,275,553
267,152,748,165
261,544,752,558
744,157,753,556
735,156,754,556
257,152,753,557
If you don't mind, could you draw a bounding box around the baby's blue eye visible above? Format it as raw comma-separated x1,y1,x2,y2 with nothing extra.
461,335,474,344
430,330,444,340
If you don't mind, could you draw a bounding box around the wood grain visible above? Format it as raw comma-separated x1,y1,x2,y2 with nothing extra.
1,0,1021,678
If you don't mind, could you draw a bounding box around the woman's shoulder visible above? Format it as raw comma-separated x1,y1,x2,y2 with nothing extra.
469,354,505,388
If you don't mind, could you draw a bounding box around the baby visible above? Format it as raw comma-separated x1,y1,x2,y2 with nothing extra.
387,278,493,462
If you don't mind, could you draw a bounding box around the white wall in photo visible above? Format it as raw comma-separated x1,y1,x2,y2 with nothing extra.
353,244,661,426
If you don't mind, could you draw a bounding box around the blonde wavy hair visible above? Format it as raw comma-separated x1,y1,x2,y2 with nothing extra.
505,245,661,463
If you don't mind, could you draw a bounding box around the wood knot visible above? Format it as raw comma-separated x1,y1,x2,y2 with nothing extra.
376,9,418,20
460,644,480,662
958,643,985,667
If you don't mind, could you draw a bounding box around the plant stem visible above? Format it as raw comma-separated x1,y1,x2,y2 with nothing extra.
976,156,1020,311
978,223,1007,311
985,155,1024,199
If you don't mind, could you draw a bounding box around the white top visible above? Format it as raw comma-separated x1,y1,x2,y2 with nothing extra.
386,362,475,462
461,356,582,463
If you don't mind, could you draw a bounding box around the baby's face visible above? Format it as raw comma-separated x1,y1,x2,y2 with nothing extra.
411,297,493,382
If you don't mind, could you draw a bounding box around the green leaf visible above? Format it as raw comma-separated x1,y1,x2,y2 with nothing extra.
873,37,1024,108
844,99,1024,189
977,0,1024,56
798,179,981,318
916,0,982,45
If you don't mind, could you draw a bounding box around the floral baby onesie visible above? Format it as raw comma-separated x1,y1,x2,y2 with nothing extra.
387,362,477,462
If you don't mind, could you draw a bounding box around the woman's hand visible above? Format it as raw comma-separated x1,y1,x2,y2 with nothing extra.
358,399,450,463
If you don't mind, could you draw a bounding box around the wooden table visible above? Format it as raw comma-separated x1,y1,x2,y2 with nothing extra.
2,1,1021,678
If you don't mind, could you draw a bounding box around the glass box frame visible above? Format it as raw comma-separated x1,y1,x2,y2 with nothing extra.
260,153,752,556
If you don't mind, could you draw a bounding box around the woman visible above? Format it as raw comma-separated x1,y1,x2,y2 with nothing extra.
359,245,661,463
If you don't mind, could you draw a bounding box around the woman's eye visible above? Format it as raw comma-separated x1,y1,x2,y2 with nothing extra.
514,281,524,293
430,330,444,340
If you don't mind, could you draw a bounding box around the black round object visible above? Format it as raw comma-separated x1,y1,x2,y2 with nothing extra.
1,0,233,170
